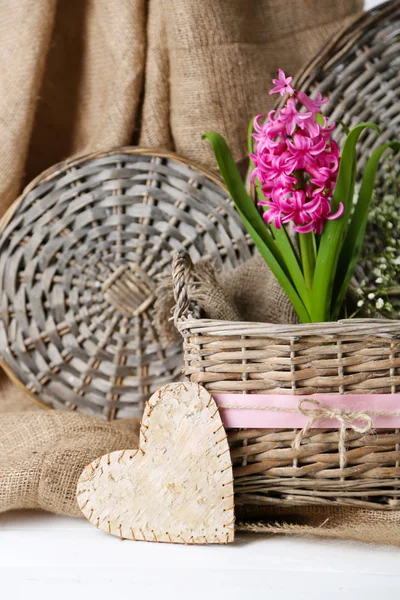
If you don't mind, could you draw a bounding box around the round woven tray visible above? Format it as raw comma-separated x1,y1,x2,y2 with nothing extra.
0,147,252,419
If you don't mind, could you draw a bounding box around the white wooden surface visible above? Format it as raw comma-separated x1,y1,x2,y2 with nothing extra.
1,509,400,599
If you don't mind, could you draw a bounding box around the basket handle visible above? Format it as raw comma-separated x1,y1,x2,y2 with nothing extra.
172,251,201,324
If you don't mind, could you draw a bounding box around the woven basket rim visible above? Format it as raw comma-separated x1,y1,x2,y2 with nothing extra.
173,252,400,335
176,316,400,336
0,146,227,234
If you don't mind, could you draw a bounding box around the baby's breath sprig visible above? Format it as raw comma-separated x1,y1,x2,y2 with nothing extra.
356,159,400,318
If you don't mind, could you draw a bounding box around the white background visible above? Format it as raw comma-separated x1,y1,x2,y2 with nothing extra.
1,1,396,599
365,0,383,7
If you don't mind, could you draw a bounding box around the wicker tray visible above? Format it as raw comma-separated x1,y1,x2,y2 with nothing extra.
173,251,400,510
0,148,252,419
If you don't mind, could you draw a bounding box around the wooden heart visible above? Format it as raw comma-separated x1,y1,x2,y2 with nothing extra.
76,382,235,544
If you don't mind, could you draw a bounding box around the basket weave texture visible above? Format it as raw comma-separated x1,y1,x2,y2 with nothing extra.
0,148,251,419
174,251,400,510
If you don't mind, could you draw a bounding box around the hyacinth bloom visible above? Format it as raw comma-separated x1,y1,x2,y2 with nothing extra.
251,72,342,236
269,69,295,97
204,69,398,323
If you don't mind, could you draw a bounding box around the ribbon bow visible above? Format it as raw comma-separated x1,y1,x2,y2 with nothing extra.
293,398,374,470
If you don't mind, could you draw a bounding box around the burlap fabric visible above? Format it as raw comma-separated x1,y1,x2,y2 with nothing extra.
239,506,400,547
1,0,383,543
0,0,361,214
155,255,299,345
194,256,299,324
0,407,139,517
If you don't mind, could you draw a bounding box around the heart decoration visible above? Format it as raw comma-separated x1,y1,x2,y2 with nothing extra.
76,382,235,544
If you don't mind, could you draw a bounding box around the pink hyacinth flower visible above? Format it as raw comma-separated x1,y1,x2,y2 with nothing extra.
285,133,327,171
280,190,313,226
297,91,329,113
250,71,340,236
259,199,284,229
269,69,294,97
294,198,344,234
278,98,312,135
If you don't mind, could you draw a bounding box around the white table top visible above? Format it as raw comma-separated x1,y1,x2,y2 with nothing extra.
1,510,399,599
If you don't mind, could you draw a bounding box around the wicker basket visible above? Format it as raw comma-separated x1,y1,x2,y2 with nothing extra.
0,148,252,419
207,0,400,511
173,251,400,510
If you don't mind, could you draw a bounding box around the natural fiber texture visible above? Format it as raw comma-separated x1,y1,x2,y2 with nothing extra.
0,148,251,419
0,0,360,414
174,251,400,512
229,0,400,543
237,504,400,546
0,0,361,218
210,256,299,325
77,383,235,544
0,407,139,517
0,0,362,523
157,253,298,345
140,0,361,174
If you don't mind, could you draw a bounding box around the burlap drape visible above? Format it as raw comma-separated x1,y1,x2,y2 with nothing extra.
4,0,393,546
0,0,361,213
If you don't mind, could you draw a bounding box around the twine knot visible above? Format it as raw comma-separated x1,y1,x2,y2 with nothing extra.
293,398,374,470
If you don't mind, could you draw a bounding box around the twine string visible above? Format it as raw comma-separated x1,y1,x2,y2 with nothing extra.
293,399,374,470
217,397,400,470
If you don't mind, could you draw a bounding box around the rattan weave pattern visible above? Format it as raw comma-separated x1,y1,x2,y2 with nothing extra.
174,250,400,510
0,148,252,419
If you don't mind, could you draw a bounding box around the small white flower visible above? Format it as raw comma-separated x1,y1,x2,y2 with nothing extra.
375,277,383,284
357,300,364,308
375,298,384,309
368,293,375,300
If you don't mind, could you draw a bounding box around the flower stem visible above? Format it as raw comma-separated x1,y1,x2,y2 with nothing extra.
299,232,316,291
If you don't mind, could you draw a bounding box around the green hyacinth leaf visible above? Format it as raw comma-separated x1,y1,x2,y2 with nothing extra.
270,224,312,313
311,122,380,322
203,131,290,276
239,210,311,323
331,141,400,320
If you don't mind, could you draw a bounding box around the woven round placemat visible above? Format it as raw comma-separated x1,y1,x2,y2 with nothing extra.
0,147,251,419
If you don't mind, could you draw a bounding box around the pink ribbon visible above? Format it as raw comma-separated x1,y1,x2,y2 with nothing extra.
213,393,400,429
